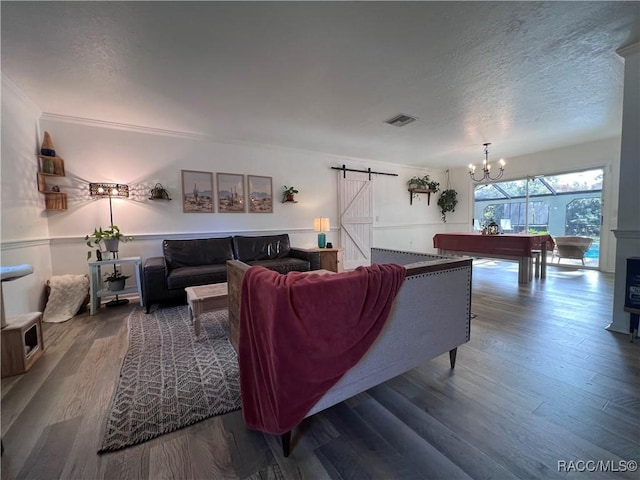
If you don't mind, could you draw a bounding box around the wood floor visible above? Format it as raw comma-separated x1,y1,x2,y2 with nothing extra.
2,260,638,479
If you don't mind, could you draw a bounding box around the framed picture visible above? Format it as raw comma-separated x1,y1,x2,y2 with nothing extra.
248,175,273,213
217,173,245,213
181,170,214,213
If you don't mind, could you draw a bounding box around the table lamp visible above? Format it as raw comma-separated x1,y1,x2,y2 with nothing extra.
313,217,330,248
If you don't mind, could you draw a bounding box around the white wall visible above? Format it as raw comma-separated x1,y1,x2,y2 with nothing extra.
374,164,469,252
37,116,445,276
1,77,624,320
610,43,640,334
448,137,621,273
0,75,52,315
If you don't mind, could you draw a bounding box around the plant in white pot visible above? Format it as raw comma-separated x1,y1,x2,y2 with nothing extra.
85,225,133,260
103,269,130,291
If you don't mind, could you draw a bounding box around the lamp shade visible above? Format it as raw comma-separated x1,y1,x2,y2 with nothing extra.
313,217,330,232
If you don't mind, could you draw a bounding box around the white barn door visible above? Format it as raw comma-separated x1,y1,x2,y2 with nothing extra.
339,171,373,270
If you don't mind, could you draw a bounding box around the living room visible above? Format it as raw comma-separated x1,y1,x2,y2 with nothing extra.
1,2,637,321
1,2,639,478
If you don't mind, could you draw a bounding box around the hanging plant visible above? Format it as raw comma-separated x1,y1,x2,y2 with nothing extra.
149,183,172,200
437,170,458,223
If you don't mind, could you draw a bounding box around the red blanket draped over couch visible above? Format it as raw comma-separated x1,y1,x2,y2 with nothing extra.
239,263,406,434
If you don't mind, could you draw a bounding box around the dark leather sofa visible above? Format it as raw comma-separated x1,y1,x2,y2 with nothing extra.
142,234,320,313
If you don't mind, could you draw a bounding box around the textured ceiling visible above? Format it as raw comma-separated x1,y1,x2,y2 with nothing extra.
1,2,638,167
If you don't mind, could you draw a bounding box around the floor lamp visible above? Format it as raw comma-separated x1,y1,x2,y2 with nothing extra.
89,183,129,307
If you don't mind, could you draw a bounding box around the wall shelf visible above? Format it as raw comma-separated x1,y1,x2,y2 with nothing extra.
36,156,67,211
408,188,435,206
37,155,65,175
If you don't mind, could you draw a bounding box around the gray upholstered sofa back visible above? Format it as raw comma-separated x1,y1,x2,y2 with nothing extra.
227,247,473,440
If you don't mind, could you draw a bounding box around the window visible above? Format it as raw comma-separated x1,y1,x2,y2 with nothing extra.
565,198,601,236
473,167,604,267
482,202,549,233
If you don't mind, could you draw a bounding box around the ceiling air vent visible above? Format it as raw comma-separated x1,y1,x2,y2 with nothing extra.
384,113,417,127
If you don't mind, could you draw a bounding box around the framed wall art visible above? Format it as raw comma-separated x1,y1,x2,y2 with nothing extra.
217,173,245,213
181,170,214,213
248,175,273,213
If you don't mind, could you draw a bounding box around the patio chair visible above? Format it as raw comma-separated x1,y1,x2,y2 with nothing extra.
554,236,593,265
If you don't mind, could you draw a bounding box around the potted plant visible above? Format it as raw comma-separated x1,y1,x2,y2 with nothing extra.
282,185,299,203
437,189,458,223
85,225,133,260
149,183,171,200
408,175,439,199
103,269,130,291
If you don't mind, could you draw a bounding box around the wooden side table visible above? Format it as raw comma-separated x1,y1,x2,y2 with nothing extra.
1,263,45,378
308,247,344,273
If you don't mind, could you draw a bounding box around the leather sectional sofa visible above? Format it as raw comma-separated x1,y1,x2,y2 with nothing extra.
142,234,320,313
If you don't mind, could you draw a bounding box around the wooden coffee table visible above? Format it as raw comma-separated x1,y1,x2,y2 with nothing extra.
185,283,228,337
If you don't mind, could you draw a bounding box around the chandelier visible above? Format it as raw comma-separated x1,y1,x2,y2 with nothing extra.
469,143,505,182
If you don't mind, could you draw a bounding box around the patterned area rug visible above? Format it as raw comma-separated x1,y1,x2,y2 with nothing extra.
99,306,241,453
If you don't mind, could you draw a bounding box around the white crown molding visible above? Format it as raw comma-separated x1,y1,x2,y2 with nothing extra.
1,73,42,116
39,113,209,140
38,114,435,174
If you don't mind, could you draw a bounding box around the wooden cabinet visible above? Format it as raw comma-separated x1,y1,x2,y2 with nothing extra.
37,155,67,210
311,247,344,273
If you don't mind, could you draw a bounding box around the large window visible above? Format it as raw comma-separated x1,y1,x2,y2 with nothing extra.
565,198,601,237
474,168,604,267
482,201,549,233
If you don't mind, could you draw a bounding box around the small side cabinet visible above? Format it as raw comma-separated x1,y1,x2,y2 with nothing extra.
313,247,344,273
1,312,45,378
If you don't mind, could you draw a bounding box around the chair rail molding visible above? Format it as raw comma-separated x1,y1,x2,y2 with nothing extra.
0,239,51,251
